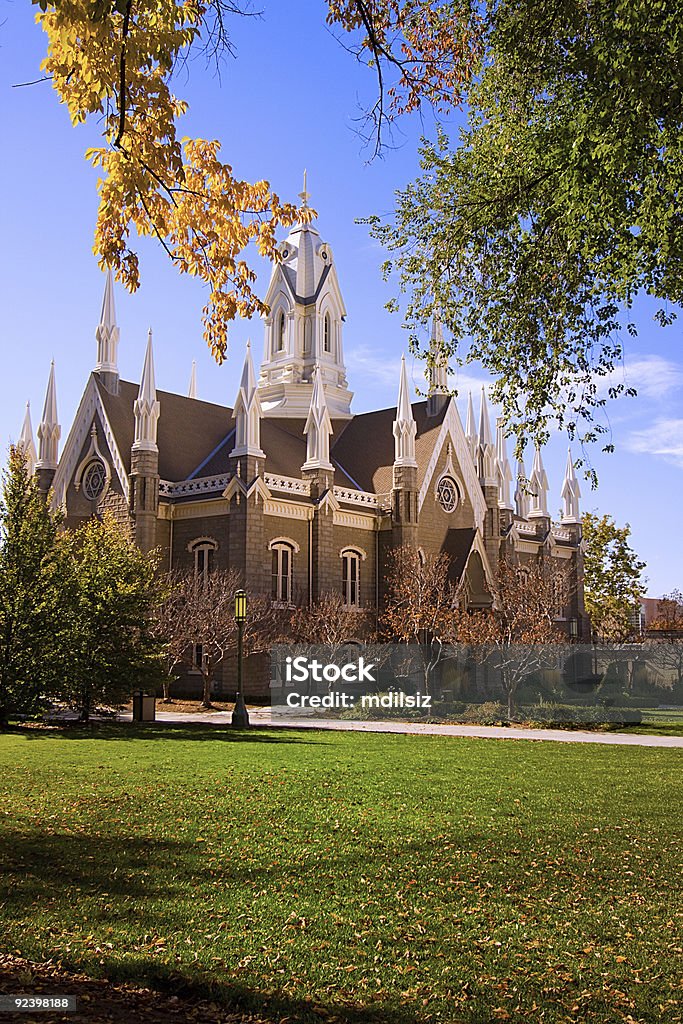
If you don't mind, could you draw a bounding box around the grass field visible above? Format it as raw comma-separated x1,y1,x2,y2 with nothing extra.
0,725,681,1023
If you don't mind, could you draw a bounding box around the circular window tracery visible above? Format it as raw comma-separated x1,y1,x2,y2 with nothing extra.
437,475,459,514
83,460,107,500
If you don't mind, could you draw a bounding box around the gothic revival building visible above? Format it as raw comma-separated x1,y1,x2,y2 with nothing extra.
20,200,588,696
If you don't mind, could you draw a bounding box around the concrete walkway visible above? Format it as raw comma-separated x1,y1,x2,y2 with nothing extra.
119,708,683,748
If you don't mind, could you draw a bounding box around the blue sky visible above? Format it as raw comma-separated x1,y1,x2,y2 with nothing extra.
1,1,682,596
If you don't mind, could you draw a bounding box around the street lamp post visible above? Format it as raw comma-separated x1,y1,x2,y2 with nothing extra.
231,589,250,728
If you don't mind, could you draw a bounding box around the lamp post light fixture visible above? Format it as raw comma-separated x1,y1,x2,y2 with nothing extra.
231,588,250,728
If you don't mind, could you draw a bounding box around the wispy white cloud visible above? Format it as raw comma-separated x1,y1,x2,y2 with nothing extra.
345,345,403,388
596,355,683,399
626,418,683,468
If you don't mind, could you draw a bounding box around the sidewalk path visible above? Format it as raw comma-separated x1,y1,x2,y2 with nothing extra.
119,709,683,748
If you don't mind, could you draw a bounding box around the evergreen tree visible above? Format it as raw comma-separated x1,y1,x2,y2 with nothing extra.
0,446,62,727
53,514,163,722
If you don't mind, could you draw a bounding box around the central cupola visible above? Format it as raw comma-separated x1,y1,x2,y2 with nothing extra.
258,175,353,418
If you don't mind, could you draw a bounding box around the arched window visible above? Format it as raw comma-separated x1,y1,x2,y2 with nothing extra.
271,542,294,603
341,549,362,607
276,311,286,352
188,538,218,587
323,313,331,354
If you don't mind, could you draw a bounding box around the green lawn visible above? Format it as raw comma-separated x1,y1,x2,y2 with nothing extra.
0,725,681,1023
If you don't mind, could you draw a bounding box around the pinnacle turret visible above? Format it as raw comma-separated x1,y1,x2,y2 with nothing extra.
495,418,514,510
18,402,37,475
95,268,120,393
427,316,449,416
528,445,550,518
561,448,581,523
133,329,160,452
36,361,61,470
477,387,496,486
302,365,333,471
231,341,265,459
515,457,530,519
465,391,477,460
188,360,197,399
393,356,417,468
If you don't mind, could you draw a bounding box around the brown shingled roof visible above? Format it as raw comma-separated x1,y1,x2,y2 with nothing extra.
331,400,449,494
95,376,233,482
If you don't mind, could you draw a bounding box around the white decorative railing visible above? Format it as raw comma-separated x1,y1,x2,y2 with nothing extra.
159,474,230,497
552,525,572,541
264,473,311,496
516,522,539,536
333,486,381,509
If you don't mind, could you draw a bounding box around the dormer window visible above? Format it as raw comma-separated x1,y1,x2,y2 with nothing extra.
323,313,331,354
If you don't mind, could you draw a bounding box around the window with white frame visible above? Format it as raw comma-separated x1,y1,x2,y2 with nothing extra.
188,539,218,587
271,542,293,603
341,549,361,607
323,312,332,353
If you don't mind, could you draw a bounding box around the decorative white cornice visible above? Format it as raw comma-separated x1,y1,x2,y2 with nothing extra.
263,498,315,521
333,509,377,530
418,399,487,530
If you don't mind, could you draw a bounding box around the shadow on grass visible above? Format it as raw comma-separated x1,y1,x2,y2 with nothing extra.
10,722,320,744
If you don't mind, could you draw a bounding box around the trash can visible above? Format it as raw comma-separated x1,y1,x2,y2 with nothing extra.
132,690,156,722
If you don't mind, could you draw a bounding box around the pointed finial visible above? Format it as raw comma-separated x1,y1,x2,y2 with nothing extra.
299,168,310,210
528,444,550,518
36,361,61,470
495,418,513,510
303,364,333,471
561,447,581,523
133,329,160,452
18,401,37,475
465,391,476,457
188,360,197,399
393,356,418,468
515,457,530,519
231,339,264,459
100,268,116,328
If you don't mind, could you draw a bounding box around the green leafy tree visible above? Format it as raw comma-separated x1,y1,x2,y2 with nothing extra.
369,0,683,461
52,514,163,722
582,512,647,643
0,446,62,727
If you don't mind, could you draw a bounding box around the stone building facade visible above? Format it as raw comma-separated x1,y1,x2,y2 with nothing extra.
21,200,588,697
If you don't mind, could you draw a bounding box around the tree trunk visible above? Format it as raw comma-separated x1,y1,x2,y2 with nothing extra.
162,676,172,703
201,669,213,708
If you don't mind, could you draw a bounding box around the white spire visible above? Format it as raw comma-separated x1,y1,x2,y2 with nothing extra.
393,355,417,468
495,418,514,510
18,402,37,475
231,341,265,459
299,168,310,212
477,386,496,485
36,362,61,470
561,448,581,523
95,268,120,377
303,364,333,471
528,444,550,518
515,457,530,519
133,329,160,452
465,391,477,459
188,360,197,399
428,316,448,395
